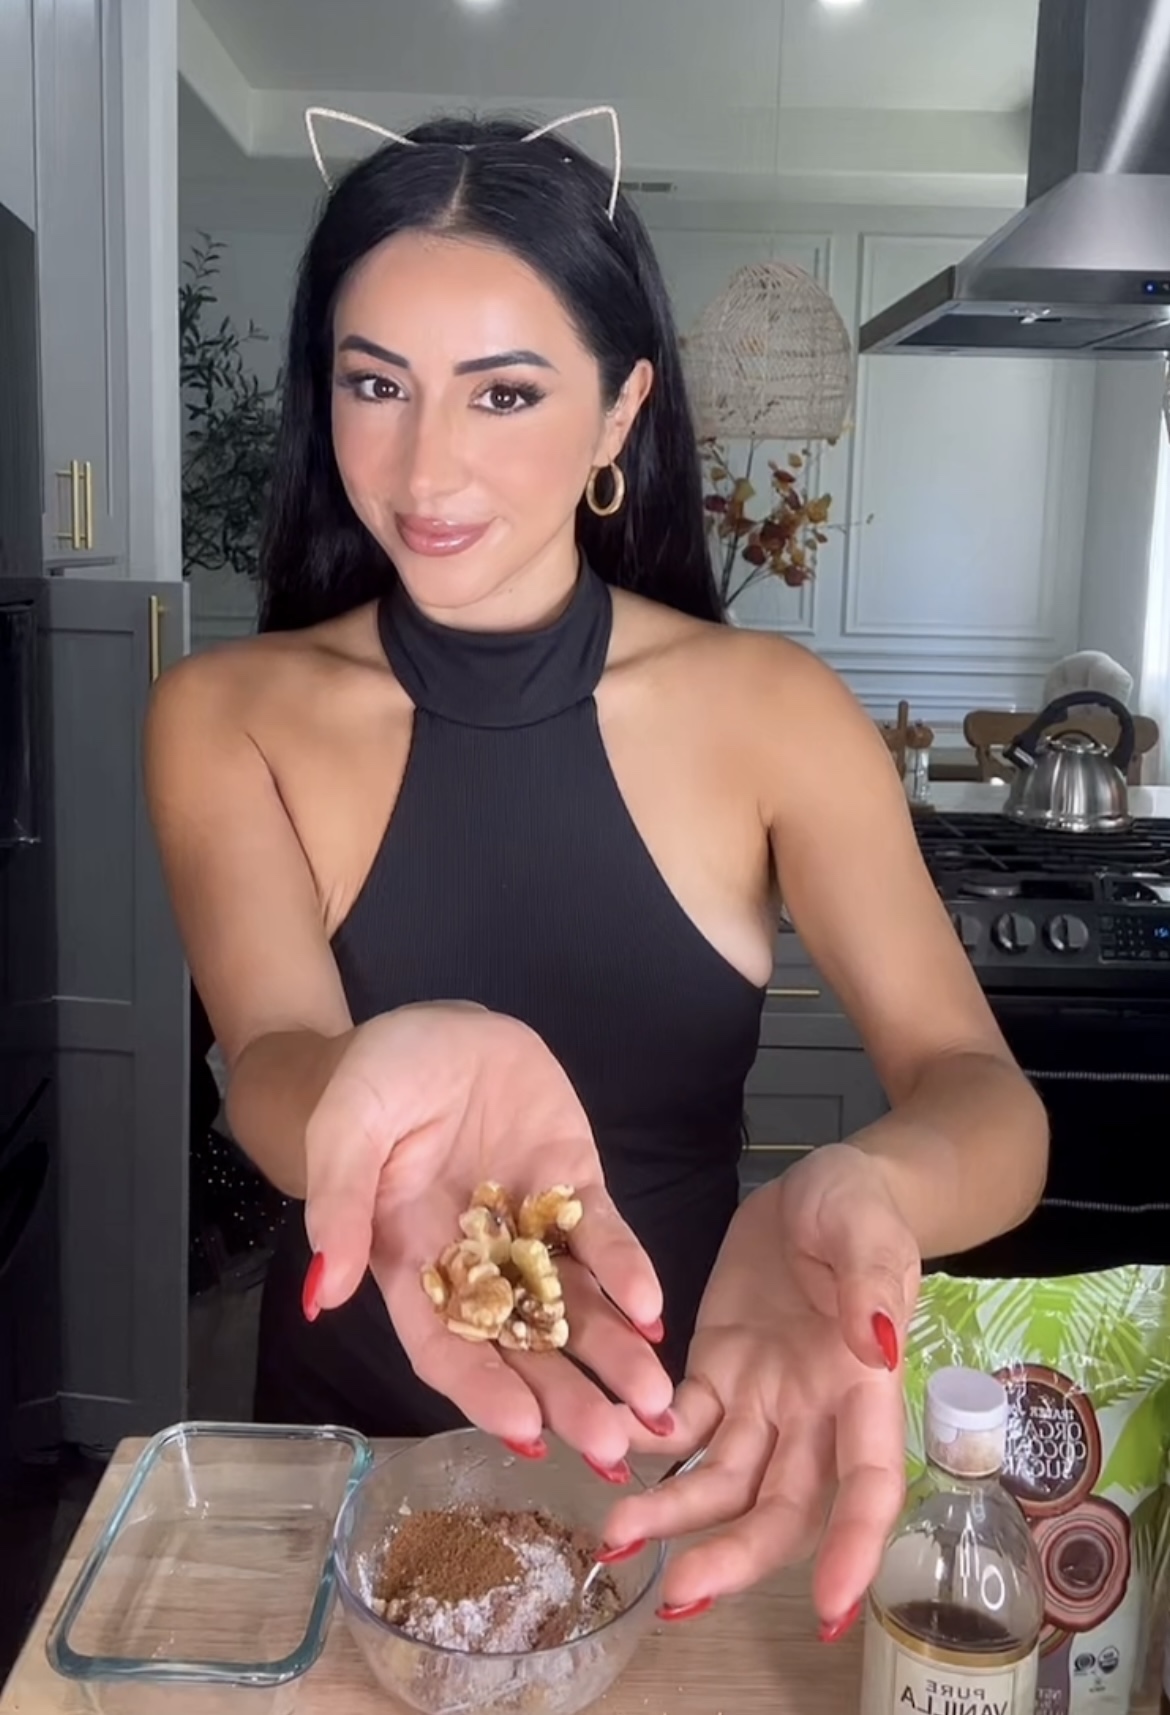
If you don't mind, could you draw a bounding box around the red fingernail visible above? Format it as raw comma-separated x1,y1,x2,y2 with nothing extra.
873,1312,899,1372
656,1597,713,1622
302,1252,326,1323
503,1438,548,1461
634,1408,675,1439
819,1601,862,1644
596,1539,647,1565
583,1454,632,1485
636,1318,665,1345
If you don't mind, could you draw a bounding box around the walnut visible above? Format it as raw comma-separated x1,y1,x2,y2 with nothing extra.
470,1181,518,1228
517,1186,583,1245
441,1240,499,1293
509,1237,563,1304
421,1184,581,1353
458,1204,514,1267
419,1240,515,1341
515,1289,566,1331
498,1319,531,1352
447,1271,514,1338
499,1311,570,1353
443,1319,497,1343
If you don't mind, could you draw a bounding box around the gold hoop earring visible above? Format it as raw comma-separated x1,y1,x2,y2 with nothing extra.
585,462,626,518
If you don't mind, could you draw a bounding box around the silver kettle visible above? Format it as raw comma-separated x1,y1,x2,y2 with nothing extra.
1002,691,1135,833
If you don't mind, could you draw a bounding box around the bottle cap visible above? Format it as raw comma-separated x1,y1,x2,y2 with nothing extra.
925,1367,1007,1477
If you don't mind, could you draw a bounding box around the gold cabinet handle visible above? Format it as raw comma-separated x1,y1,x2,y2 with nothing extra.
55,460,83,548
745,1142,811,1153
766,985,821,999
148,596,164,684
81,460,94,549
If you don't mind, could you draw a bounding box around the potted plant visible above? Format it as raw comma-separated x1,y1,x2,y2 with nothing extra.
179,233,280,583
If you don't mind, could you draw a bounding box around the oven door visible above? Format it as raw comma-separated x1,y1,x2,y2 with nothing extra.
935,993,1170,1279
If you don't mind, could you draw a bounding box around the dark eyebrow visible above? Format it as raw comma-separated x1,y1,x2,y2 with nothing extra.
337,334,408,367
453,349,555,375
336,334,555,375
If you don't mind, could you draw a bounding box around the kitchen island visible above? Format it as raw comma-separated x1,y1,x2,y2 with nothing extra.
1,1439,1163,1714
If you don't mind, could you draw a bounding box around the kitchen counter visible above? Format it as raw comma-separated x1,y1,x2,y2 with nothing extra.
922,780,1170,818
3,1442,1165,1715
2,1438,871,1714
16,1437,1159,1715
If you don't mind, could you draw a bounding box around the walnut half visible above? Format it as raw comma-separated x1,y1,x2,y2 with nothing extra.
432,1239,515,1341
518,1186,584,1246
420,1184,580,1353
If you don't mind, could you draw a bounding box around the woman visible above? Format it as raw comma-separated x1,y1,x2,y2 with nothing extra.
146,114,1047,1633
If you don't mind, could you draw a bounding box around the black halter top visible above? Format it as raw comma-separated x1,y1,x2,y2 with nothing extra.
254,566,765,1435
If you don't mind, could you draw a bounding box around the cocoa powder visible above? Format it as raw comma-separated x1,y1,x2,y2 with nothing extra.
374,1508,522,1608
370,1504,621,1655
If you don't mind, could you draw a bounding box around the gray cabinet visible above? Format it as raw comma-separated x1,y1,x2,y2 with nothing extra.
49,576,188,1446
1,593,61,1460
9,576,188,1449
0,0,35,230
741,1048,888,1193
0,200,41,581
758,933,862,1050
32,0,127,568
739,931,889,1196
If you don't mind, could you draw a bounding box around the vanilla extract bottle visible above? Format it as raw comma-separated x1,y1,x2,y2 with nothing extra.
861,1367,1044,1715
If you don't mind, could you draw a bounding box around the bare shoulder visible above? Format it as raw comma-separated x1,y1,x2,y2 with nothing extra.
610,586,863,727
145,604,388,753
143,617,376,1068
609,586,890,834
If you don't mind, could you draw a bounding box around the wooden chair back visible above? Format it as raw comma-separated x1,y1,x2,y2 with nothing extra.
963,708,1159,786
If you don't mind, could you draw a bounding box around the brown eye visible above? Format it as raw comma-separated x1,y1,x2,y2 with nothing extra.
346,374,401,402
478,382,544,414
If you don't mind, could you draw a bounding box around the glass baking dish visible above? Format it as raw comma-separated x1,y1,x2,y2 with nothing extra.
45,1421,371,1708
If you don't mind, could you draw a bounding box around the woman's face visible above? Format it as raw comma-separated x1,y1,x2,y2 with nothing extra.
330,229,652,623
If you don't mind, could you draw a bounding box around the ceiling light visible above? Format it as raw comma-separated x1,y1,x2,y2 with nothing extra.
818,0,867,9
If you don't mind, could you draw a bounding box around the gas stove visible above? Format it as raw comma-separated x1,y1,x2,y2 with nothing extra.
911,813,1170,1279
915,813,1170,992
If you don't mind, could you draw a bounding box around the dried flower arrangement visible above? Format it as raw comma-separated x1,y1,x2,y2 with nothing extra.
701,439,835,610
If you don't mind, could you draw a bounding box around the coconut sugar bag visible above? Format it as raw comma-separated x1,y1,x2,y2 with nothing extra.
903,1265,1170,1715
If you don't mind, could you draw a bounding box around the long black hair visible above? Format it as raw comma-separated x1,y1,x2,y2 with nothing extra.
258,114,721,631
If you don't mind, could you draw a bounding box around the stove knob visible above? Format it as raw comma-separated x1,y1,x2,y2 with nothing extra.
1045,913,1090,954
949,911,981,952
992,911,1037,954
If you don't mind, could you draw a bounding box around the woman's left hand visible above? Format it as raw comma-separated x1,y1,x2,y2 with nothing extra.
602,1143,921,1635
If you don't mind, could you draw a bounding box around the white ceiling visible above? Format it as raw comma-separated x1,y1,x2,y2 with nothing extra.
190,0,1037,109
181,0,1040,207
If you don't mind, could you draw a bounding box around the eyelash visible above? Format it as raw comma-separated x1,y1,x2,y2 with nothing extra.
339,373,546,414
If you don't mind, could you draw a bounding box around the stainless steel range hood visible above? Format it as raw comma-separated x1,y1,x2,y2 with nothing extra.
860,0,1170,357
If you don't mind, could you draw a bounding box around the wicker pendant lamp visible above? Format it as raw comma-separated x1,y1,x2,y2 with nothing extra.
684,261,853,444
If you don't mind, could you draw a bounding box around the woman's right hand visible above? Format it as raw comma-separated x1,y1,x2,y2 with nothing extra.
301,1003,673,1469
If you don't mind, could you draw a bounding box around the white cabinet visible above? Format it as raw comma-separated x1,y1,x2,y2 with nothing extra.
32,0,127,567
649,210,1097,723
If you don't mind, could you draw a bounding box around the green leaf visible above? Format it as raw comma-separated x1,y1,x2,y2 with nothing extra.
1130,1485,1168,1584
1100,1380,1170,1495
979,1276,1038,1359
179,231,280,579
905,1269,1170,1491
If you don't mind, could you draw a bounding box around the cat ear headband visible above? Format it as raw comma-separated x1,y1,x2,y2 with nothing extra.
304,103,623,221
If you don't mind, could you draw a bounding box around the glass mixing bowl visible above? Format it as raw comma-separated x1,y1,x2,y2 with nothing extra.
333,1430,664,1715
